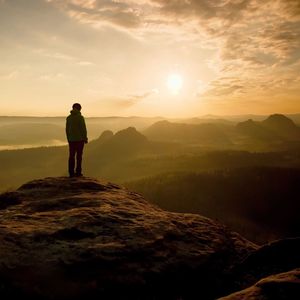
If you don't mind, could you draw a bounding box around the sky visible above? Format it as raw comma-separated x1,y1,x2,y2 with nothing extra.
0,0,300,117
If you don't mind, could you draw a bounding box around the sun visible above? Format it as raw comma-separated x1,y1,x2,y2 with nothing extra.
167,73,183,94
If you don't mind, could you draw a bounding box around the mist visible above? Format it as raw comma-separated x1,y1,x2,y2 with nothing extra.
1,113,300,246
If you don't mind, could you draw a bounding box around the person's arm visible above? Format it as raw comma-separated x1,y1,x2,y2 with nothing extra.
81,116,88,143
66,118,70,142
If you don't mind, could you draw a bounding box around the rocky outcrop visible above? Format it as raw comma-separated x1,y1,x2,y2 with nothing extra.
86,127,148,160
0,177,256,299
218,269,300,300
226,237,300,293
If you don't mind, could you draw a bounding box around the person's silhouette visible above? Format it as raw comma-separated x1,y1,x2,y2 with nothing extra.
66,103,88,177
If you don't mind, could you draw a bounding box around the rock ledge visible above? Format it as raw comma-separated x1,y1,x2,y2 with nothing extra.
0,177,257,299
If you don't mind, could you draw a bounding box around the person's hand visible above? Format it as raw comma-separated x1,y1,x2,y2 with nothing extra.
85,138,88,144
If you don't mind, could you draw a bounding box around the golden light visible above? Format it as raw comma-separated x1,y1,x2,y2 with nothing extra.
167,73,183,94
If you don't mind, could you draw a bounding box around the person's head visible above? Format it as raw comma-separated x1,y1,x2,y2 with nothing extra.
72,103,82,111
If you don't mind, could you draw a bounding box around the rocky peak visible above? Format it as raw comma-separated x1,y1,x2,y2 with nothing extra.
98,130,114,141
262,114,297,129
236,119,257,129
113,126,147,142
262,114,300,141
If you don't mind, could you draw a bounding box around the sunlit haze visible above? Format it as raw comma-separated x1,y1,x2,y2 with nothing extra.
0,0,300,117
167,73,183,95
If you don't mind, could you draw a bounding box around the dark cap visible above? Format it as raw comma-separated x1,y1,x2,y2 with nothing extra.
72,103,82,110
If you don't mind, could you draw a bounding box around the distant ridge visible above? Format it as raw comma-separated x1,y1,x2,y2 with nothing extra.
88,127,148,159
236,114,300,142
144,120,231,145
93,127,147,146
262,114,300,140
236,119,278,141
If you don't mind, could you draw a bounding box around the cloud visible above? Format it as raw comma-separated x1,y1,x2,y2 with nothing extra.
77,61,94,66
128,89,158,100
48,0,144,29
34,49,96,66
279,0,300,19
95,89,159,109
1,0,298,115
48,0,255,36
199,67,300,104
149,0,253,35
34,49,75,61
39,73,67,81
258,21,300,62
0,70,19,80
199,77,246,98
48,1,300,58
116,89,158,107
46,0,300,106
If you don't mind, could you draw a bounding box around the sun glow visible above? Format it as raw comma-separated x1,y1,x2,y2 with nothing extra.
167,73,183,94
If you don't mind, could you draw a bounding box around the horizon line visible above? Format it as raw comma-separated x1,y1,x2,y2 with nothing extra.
1,112,300,119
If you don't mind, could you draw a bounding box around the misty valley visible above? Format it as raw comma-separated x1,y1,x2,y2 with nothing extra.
1,113,300,245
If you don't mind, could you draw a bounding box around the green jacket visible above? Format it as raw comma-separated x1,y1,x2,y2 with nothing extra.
66,109,88,142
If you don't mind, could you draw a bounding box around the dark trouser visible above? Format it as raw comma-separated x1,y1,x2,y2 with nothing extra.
68,141,85,176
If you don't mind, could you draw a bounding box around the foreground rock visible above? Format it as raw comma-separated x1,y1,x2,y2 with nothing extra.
230,238,300,288
218,237,300,299
219,269,300,300
0,177,257,299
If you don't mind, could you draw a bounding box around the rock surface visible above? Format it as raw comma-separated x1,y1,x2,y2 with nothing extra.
218,269,300,300
231,237,300,285
0,177,257,299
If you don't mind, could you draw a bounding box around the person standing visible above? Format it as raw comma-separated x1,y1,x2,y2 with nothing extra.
66,103,88,177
